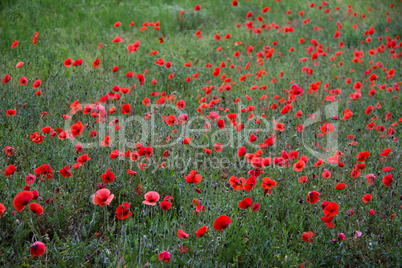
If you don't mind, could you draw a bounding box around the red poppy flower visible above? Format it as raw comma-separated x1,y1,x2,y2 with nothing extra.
25,174,36,185
217,119,225,129
142,191,160,206
160,200,171,210
323,202,339,217
159,251,170,263
41,127,52,134
74,143,84,153
275,123,285,132
293,160,306,171
116,202,133,220
196,205,206,215
238,146,247,157
356,151,370,162
145,146,153,159
30,241,46,258
29,203,43,217
60,166,71,178
121,104,132,114
259,136,275,148
382,174,392,187
365,174,376,185
126,170,137,176
109,150,119,160
212,67,221,77
321,216,335,228
31,190,39,200
34,164,53,180
73,59,83,66
101,136,111,147
13,191,34,212
321,200,330,210
19,76,27,85
252,203,260,211
382,167,393,172
262,6,270,13
77,154,91,165
302,231,314,243
136,73,145,85
64,58,72,67
244,176,256,191
0,203,5,218
321,169,331,179
3,74,11,84
70,121,85,137
93,58,100,68
102,169,115,184
196,225,207,237
343,108,353,120
362,194,372,203
335,183,346,190
239,197,253,209
32,32,39,44
176,100,185,109
298,176,308,183
261,177,277,194
33,80,41,89
321,123,335,134
30,132,45,144
92,188,114,207
11,40,19,49
306,191,320,204
6,110,16,116
249,133,257,142
185,170,202,184
112,36,123,43
177,229,189,240
214,142,223,152
4,165,16,177
229,176,245,191
214,215,231,233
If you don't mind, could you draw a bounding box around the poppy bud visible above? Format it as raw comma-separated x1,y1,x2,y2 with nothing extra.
347,209,354,217
337,233,347,241
298,197,303,204
321,200,330,209
32,190,39,200
30,241,46,258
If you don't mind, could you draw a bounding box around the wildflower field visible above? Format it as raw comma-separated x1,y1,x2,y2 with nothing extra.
0,0,401,266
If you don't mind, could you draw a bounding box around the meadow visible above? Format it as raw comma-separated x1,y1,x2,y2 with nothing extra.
0,0,401,266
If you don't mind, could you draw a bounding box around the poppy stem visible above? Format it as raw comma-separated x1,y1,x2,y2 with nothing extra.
116,219,124,266
103,206,108,234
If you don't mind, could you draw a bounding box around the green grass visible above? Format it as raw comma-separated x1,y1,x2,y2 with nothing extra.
0,0,401,266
